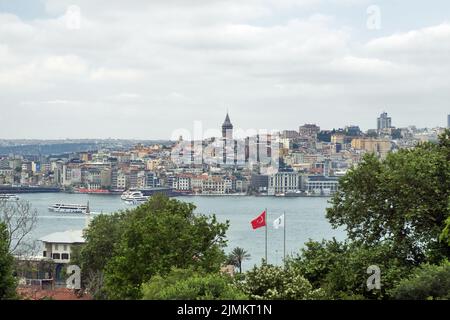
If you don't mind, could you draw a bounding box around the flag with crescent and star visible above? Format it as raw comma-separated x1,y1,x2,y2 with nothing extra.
251,211,266,229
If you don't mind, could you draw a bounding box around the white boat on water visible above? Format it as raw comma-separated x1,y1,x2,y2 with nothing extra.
121,191,149,205
0,194,19,201
48,202,90,214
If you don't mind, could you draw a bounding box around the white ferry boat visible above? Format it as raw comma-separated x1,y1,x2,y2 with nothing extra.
48,202,90,214
0,194,19,201
121,191,149,205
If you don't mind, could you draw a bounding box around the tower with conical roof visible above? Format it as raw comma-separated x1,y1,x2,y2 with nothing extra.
222,112,233,139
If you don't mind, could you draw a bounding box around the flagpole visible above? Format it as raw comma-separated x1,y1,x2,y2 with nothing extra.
283,211,286,266
265,208,268,263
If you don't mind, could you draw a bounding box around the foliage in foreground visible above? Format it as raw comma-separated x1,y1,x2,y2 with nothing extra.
0,222,17,300
239,262,325,300
327,130,450,264
142,268,246,300
76,194,229,299
292,239,412,299
389,262,450,300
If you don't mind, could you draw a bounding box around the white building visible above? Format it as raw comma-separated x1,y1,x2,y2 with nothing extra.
268,172,299,195
40,230,85,264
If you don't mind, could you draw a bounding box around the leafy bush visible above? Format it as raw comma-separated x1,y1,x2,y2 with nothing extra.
142,268,246,300
390,262,450,300
239,262,324,300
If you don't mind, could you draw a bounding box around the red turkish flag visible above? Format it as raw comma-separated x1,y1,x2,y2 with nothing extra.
251,211,266,230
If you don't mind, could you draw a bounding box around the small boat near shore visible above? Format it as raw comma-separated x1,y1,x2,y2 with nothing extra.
0,194,19,201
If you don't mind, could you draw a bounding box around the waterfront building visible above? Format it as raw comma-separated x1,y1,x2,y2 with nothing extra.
268,171,299,195
251,174,269,193
304,175,339,195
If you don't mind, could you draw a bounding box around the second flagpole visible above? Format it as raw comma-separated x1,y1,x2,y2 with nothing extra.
283,211,286,266
265,208,268,263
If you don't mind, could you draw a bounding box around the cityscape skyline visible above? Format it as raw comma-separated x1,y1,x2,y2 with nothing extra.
0,111,448,141
1,1,450,139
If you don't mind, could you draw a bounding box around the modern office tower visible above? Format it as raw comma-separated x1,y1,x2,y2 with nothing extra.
377,112,392,131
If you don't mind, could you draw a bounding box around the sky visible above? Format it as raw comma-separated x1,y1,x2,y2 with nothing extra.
0,0,449,139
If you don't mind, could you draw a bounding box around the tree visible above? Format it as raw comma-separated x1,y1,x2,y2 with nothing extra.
0,222,17,299
226,247,251,273
292,239,412,299
98,194,229,299
0,199,37,255
327,130,450,264
389,262,450,300
440,216,450,247
142,268,246,300
239,262,324,300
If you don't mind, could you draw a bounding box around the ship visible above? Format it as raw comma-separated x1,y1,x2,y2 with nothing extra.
48,202,90,214
121,190,149,205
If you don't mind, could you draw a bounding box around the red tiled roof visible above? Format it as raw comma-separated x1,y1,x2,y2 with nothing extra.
17,287,93,300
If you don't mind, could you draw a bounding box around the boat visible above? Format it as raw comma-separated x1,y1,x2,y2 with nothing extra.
285,191,304,197
48,202,90,214
121,190,137,200
121,191,149,205
0,194,19,201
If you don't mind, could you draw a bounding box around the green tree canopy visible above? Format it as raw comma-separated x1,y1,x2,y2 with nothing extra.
292,239,412,299
226,247,251,273
389,262,450,300
239,262,323,300
327,130,450,264
100,194,229,299
142,267,246,300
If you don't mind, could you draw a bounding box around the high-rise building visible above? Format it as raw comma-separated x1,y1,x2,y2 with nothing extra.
377,112,392,131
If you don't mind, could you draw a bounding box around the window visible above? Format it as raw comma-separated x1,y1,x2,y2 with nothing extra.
54,244,59,250
43,251,47,257
61,253,69,260
52,253,60,259
63,245,67,251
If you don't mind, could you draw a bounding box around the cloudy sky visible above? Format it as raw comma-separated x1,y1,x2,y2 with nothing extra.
0,0,449,139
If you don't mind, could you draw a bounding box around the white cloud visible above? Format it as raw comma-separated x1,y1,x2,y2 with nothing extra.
0,1,449,138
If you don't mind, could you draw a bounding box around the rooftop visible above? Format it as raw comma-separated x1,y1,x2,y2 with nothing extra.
39,230,85,244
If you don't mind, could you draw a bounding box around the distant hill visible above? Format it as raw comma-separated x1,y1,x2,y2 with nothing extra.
0,139,172,156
